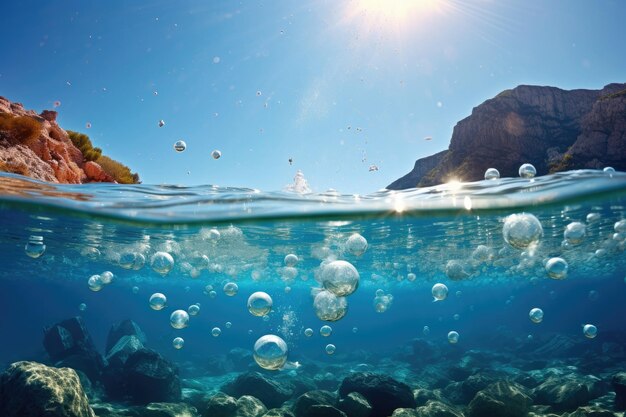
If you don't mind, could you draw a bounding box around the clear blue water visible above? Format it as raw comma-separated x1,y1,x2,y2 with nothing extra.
1,169,626,398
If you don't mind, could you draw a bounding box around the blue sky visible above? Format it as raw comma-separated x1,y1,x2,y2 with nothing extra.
1,0,625,193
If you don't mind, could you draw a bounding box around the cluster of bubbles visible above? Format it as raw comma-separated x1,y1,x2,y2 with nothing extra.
445,260,468,281
119,252,146,270
253,334,288,370
373,289,394,313
25,235,46,258
88,271,114,292
502,213,543,249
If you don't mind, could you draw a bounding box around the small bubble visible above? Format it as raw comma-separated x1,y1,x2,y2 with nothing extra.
213,56,221,64
85,122,92,129
53,100,61,108
173,140,187,153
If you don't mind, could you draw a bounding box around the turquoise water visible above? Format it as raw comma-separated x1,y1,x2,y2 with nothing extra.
1,170,626,412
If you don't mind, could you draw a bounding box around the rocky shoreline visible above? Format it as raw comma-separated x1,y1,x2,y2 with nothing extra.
1,317,625,417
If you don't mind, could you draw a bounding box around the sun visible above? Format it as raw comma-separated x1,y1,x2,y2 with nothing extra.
341,0,445,34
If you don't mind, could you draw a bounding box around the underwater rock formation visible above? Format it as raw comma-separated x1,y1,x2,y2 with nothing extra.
388,83,626,189
0,361,95,417
466,380,531,417
338,372,416,417
612,372,626,410
293,390,337,417
42,316,106,382
223,372,294,409
105,319,147,354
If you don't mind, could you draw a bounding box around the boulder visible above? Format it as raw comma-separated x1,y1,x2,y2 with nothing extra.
143,402,198,417
227,348,253,370
293,390,336,417
303,405,347,417
223,372,293,409
467,381,531,417
42,317,105,381
533,374,606,412
83,161,114,183
390,409,418,417
0,361,95,417
105,320,147,354
237,395,267,417
565,406,617,417
612,372,626,410
337,391,372,417
263,409,296,417
105,335,144,368
122,348,181,405
203,392,238,417
339,372,416,417
415,400,464,417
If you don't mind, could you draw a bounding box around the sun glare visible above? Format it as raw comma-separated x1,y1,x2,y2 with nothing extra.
342,0,444,34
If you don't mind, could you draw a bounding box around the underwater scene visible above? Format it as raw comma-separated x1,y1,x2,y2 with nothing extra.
1,169,626,417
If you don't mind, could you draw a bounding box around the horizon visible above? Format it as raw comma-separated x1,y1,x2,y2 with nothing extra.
1,0,625,193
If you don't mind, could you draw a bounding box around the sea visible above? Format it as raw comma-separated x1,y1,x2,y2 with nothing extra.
1,169,626,415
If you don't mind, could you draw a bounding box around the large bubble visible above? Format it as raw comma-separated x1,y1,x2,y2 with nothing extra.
583,324,597,339
223,282,239,296
529,308,544,323
149,293,167,310
25,236,46,258
170,310,190,329
502,213,543,249
321,260,360,296
346,233,368,256
253,334,288,370
100,271,114,284
564,222,586,245
88,275,104,292
151,252,174,275
212,327,222,337
448,331,460,344
545,257,568,280
484,168,500,180
518,163,537,178
432,283,448,301
325,344,336,355
247,292,273,317
172,337,184,349
314,290,348,322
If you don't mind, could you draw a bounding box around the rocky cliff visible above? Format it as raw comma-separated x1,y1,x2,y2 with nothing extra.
387,83,626,189
0,96,114,183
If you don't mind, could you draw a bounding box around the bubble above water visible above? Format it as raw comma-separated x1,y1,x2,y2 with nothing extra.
502,213,543,249
170,310,190,329
325,344,336,355
484,168,500,180
583,324,598,339
212,327,222,337
320,325,333,337
603,167,615,173
150,252,174,275
88,275,104,292
321,260,360,296
314,290,348,322
564,222,586,245
518,163,537,178
545,257,568,280
304,328,313,337
247,292,273,317
149,293,167,310
172,337,184,349
173,140,186,152
211,150,222,160
346,233,368,256
284,253,299,266
432,283,448,301
529,308,544,323
25,236,46,258
188,304,200,316
253,334,288,370
448,331,460,344
223,282,239,296
158,119,165,127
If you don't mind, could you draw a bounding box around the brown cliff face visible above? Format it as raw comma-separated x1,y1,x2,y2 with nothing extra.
0,96,114,183
388,83,626,189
